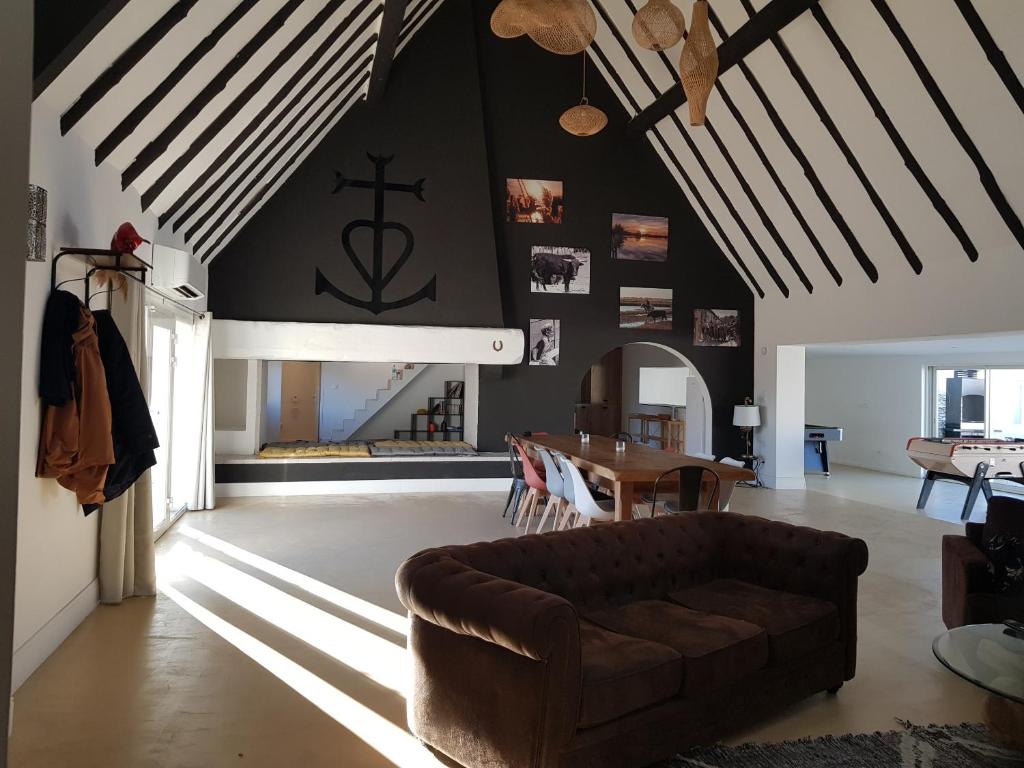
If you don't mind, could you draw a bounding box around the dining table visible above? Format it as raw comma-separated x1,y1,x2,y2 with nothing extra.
516,434,756,522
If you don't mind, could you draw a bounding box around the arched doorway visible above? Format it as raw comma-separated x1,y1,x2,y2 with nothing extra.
575,342,713,455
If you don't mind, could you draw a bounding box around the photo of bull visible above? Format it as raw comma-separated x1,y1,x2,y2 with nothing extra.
531,250,582,292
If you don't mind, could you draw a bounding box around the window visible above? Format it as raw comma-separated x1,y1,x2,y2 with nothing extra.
147,309,176,535
929,367,1024,440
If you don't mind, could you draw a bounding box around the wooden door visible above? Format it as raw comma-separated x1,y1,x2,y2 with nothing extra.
280,361,321,442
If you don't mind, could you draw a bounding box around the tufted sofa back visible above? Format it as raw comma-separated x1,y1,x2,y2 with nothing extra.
439,515,723,612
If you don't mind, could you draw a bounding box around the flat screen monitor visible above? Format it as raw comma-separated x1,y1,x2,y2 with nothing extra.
639,367,687,407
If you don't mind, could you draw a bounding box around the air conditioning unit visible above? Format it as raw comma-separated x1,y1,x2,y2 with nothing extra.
150,244,207,301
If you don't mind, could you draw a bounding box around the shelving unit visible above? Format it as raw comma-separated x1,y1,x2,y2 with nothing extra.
394,380,465,441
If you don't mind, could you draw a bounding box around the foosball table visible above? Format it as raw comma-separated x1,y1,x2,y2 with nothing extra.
906,437,1024,520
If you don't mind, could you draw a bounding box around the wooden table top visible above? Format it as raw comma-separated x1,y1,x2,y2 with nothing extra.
516,434,755,483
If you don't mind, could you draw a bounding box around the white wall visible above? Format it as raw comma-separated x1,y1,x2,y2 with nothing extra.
806,350,1024,477
15,100,191,689
319,362,402,440
621,344,686,426
214,359,261,456
353,364,465,441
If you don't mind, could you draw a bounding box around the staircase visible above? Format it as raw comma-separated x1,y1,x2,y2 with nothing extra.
328,364,427,441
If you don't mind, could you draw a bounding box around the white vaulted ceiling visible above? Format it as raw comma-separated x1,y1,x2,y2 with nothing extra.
586,0,1024,300
34,0,445,263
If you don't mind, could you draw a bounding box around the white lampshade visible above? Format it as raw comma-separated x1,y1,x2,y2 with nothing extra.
733,404,761,428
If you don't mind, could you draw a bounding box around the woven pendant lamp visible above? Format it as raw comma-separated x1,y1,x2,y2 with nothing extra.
679,0,718,125
632,0,686,52
524,0,596,56
490,0,530,38
560,53,608,136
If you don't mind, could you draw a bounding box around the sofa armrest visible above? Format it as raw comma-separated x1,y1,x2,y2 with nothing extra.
396,549,579,661
942,534,990,629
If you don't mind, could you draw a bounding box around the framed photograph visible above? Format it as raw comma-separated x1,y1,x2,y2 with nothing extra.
530,246,591,294
611,213,669,262
506,179,564,224
620,287,672,330
528,319,560,366
694,309,740,347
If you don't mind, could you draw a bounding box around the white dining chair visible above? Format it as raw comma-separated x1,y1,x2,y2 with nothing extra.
535,449,567,533
560,458,616,527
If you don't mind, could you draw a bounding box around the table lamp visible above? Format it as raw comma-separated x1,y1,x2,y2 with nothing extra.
733,399,761,460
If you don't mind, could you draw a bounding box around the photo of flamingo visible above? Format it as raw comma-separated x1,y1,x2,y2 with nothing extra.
505,178,564,224
619,287,672,330
611,213,669,261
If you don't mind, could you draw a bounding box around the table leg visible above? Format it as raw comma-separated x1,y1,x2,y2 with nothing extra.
716,481,735,511
614,481,634,522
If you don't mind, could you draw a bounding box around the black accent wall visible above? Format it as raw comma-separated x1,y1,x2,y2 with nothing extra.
208,0,754,456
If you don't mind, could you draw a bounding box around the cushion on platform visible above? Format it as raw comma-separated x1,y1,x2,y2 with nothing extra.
257,441,371,458
670,579,839,664
585,600,768,694
369,440,477,457
577,619,683,729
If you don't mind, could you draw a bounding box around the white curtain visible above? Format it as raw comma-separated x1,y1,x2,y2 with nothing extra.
187,313,216,511
99,281,156,604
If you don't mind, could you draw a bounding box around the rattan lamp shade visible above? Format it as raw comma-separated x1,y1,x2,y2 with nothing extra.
679,0,718,125
522,0,596,55
490,0,529,38
632,0,686,52
559,99,608,136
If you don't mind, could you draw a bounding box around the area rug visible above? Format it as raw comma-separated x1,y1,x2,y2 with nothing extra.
659,722,1023,767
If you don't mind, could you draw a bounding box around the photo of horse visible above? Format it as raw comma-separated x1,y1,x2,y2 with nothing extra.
530,246,591,294
694,309,740,347
506,179,564,224
619,287,672,330
611,213,669,261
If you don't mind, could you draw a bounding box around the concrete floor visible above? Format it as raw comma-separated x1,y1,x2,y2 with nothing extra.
9,469,994,767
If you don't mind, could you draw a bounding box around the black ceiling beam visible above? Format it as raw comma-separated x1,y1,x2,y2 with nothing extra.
60,0,199,135
592,0,790,296
34,0,132,99
161,5,381,230
367,0,409,103
120,0,306,191
812,4,976,263
706,7,877,284
591,40,765,298
954,0,1024,117
95,0,260,166
185,44,374,245
870,0,1024,252
200,72,370,263
139,0,364,210
627,0,821,136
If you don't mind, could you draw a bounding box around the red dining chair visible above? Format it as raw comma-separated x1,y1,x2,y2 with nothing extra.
512,438,548,532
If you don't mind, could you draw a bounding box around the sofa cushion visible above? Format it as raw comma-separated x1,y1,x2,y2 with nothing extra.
585,600,768,694
578,619,682,729
670,579,839,664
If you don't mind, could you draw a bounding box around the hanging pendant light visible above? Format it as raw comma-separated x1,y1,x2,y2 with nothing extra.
560,53,608,136
523,0,596,56
679,0,717,125
490,0,530,38
632,0,686,52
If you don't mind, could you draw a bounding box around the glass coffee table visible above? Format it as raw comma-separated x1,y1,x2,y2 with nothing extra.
933,623,1024,749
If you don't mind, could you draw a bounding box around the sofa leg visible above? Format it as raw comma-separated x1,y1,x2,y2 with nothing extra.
827,683,843,694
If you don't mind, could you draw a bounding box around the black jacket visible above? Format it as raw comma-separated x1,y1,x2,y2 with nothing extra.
39,290,83,406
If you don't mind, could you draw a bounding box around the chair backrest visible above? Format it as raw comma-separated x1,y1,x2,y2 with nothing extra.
507,435,524,479
513,438,547,492
557,455,575,505
560,459,615,522
663,420,686,452
652,465,722,513
984,495,1024,541
611,432,634,443
537,448,564,498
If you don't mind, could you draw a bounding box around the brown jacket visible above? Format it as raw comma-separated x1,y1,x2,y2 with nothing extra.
37,305,115,505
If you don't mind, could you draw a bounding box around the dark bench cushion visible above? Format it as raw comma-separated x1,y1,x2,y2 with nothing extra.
670,579,839,664
585,600,768,694
578,619,682,729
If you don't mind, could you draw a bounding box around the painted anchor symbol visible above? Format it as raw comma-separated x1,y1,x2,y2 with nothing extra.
315,153,437,314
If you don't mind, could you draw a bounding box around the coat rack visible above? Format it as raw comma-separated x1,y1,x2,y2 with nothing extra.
50,247,204,319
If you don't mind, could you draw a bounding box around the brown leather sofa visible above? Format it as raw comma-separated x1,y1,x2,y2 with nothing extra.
396,513,869,768
943,495,1024,629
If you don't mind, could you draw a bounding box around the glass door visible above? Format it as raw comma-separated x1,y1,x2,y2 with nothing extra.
989,369,1024,440
148,311,175,534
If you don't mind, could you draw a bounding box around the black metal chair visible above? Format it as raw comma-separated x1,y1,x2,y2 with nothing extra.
649,465,722,515
503,434,528,521
611,432,634,443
